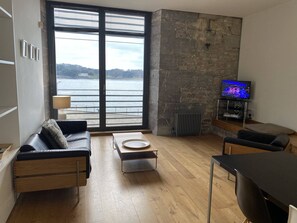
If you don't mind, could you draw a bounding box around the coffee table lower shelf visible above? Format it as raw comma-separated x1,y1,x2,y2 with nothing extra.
118,150,158,173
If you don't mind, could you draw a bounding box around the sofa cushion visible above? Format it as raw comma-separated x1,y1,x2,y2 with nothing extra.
67,139,90,150
237,130,276,144
56,120,87,134
41,120,68,149
65,131,90,142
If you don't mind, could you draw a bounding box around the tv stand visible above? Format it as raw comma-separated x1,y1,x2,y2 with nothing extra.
216,98,249,127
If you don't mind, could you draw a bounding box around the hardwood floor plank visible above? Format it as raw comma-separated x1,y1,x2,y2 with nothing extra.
7,134,244,223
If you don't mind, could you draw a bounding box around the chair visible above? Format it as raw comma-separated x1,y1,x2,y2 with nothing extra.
288,205,297,223
235,170,288,223
223,130,290,155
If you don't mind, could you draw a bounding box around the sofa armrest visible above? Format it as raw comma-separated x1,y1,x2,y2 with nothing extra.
271,134,290,148
237,130,276,144
223,137,283,155
56,120,87,134
14,156,88,193
17,148,91,177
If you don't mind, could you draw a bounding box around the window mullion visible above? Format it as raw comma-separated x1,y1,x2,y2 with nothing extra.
99,9,106,129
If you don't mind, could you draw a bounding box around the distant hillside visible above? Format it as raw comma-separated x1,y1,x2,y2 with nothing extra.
56,63,143,79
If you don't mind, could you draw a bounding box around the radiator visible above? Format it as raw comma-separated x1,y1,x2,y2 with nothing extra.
175,113,201,136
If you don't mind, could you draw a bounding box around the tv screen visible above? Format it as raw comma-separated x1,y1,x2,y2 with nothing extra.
221,80,251,100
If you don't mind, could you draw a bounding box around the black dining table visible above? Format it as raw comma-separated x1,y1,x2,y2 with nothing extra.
207,151,297,222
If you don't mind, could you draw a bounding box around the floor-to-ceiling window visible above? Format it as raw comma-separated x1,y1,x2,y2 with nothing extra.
47,2,151,131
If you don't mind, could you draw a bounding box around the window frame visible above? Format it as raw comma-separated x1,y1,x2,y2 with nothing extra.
47,1,151,131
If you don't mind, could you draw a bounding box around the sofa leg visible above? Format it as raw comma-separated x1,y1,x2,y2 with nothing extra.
76,161,80,203
155,151,158,170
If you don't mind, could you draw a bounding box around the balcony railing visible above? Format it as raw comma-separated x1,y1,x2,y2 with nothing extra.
57,88,143,128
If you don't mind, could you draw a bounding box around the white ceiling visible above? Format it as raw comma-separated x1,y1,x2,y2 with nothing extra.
54,0,291,17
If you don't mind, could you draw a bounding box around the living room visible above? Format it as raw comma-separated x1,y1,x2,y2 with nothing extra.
0,0,297,222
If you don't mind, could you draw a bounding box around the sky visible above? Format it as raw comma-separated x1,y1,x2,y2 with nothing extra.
55,32,144,70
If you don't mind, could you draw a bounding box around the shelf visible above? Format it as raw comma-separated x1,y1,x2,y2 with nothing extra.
0,106,17,118
0,144,18,172
0,6,12,18
0,59,14,65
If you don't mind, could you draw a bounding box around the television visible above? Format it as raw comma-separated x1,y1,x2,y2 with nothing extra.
221,80,251,100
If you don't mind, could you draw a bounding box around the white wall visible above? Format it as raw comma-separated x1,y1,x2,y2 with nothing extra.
238,0,297,131
14,0,45,144
0,0,44,222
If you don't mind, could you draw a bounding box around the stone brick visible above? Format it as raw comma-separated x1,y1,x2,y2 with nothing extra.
149,9,242,135
40,0,50,120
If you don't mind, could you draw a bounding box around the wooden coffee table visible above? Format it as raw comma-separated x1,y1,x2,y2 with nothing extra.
112,132,158,173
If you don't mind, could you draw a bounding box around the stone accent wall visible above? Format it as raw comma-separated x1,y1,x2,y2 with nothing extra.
149,10,242,135
149,10,162,135
40,0,50,120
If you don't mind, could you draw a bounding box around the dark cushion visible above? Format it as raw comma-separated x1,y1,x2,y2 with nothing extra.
237,130,276,144
20,132,91,153
65,131,90,142
68,139,90,150
56,120,87,134
66,132,91,155
271,134,290,148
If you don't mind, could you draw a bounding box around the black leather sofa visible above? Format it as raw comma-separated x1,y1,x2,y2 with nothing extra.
223,130,290,155
14,120,91,193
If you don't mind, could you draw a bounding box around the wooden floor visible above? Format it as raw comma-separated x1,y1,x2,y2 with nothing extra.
7,134,244,223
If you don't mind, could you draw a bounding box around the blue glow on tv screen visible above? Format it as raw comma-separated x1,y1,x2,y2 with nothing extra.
221,80,251,100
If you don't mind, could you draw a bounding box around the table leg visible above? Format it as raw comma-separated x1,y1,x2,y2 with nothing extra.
207,158,215,223
121,160,124,173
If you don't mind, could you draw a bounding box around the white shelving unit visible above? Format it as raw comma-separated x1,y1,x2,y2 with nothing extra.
0,6,12,18
0,1,23,222
0,1,18,144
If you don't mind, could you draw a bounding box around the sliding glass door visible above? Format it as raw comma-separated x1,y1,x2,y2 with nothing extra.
48,2,150,131
55,31,100,128
105,11,145,127
105,36,144,127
